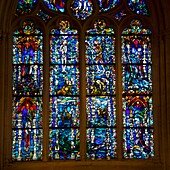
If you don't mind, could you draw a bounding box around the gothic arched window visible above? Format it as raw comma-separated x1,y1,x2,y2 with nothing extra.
11,0,155,162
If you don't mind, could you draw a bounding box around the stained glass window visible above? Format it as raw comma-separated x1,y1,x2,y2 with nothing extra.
13,0,153,162
122,20,154,158
49,20,80,160
12,21,43,161
86,20,117,160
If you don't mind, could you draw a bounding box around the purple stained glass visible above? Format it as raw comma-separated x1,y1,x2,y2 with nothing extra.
86,128,117,160
16,0,37,15
98,0,119,12
50,96,80,128
123,96,153,127
71,0,93,20
43,0,65,12
86,97,116,127
50,65,79,96
114,10,126,21
122,65,152,95
128,0,149,15
86,65,116,95
12,129,43,161
123,128,154,158
49,128,80,160
13,65,43,96
85,35,115,64
12,97,43,129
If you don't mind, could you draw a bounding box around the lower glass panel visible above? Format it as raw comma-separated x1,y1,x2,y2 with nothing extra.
12,129,43,161
86,128,117,160
49,128,80,160
123,128,154,158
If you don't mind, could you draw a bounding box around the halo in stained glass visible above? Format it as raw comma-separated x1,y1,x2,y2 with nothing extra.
128,0,149,15
16,0,37,15
71,0,93,20
98,0,120,12
43,0,65,12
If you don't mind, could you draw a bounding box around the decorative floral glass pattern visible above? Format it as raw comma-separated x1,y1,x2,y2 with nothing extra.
98,0,120,12
37,10,52,22
122,20,153,158
12,21,43,161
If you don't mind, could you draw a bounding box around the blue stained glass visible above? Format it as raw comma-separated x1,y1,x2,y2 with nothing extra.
37,10,52,22
49,128,80,160
43,0,65,12
12,97,43,129
122,65,152,95
128,0,149,15
50,35,79,64
87,97,116,127
98,0,120,12
86,65,116,95
123,128,154,158
71,0,93,20
50,97,80,128
123,96,153,127
12,129,43,161
85,35,115,64
13,65,43,96
121,35,152,64
50,65,79,95
87,128,117,160
16,0,37,15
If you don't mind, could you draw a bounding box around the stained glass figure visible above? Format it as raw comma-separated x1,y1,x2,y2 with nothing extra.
37,10,52,22
71,0,93,20
49,128,80,160
87,97,116,127
16,0,37,15
12,97,43,129
85,35,115,64
12,129,43,161
43,0,65,12
122,20,153,158
50,97,80,127
86,19,116,160
123,96,153,127
123,128,154,158
86,65,116,95
114,10,126,21
98,0,120,12
12,21,43,161
128,0,149,15
86,128,117,160
49,20,80,160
